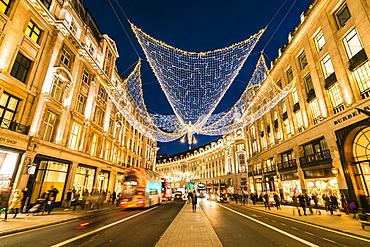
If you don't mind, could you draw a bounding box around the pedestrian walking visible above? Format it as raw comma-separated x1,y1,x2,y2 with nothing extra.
305,193,313,214
298,193,307,216
111,191,116,205
64,189,73,211
0,188,11,221
21,187,30,213
340,193,350,215
273,193,281,210
292,193,300,215
48,188,59,214
107,191,112,203
72,190,80,211
330,193,341,216
40,190,51,215
9,189,23,218
191,191,198,212
311,193,321,215
81,189,89,209
263,193,270,210
322,193,331,212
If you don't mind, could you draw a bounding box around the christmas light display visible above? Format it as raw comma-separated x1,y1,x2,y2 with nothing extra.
102,26,295,143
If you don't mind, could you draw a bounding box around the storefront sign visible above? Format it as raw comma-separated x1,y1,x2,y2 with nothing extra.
333,106,370,125
0,137,17,145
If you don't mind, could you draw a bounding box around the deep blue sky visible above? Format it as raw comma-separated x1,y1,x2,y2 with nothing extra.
83,0,312,155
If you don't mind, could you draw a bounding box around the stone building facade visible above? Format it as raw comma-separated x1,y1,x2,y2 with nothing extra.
0,0,157,205
157,0,370,211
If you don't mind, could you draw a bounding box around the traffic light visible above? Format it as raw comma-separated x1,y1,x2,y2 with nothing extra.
189,182,195,189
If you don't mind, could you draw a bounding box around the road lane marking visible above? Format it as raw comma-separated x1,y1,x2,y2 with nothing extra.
291,227,298,230
237,205,370,243
218,204,319,247
322,238,336,243
305,231,314,235
50,206,158,247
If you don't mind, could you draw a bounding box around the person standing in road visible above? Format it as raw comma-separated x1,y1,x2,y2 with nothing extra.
10,189,23,218
191,191,198,212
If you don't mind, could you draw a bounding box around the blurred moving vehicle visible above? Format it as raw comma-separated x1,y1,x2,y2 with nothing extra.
173,191,183,201
217,194,230,203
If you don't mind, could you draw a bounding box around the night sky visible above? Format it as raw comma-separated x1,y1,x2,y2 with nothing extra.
83,0,312,155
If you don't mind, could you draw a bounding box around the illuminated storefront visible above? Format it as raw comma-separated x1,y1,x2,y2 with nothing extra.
281,172,300,202
97,170,110,192
115,172,125,193
305,177,338,205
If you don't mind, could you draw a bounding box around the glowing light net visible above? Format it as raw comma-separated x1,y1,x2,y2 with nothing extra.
132,24,264,132
102,26,295,143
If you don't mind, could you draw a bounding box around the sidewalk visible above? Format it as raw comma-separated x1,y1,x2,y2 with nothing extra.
230,201,370,239
0,202,121,236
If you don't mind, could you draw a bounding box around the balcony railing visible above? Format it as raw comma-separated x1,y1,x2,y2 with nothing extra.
299,149,332,166
0,118,29,135
277,159,297,170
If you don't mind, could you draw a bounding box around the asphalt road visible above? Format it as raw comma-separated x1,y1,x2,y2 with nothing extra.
0,201,184,247
202,200,370,247
1,199,370,247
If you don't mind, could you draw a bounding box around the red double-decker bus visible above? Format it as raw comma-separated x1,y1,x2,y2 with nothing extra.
118,167,161,208
161,178,172,201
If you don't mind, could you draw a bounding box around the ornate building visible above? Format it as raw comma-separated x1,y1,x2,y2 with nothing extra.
157,0,370,211
0,0,157,205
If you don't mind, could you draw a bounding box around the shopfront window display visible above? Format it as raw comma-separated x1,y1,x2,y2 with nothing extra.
73,165,95,193
0,150,19,190
282,180,301,202
305,178,339,205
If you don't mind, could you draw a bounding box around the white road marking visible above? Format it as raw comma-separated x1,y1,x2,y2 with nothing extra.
218,204,319,247
50,206,158,247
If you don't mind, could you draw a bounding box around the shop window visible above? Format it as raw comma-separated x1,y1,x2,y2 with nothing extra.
40,110,57,142
50,78,65,102
0,92,20,128
327,83,345,113
298,52,308,70
82,69,90,86
25,20,41,43
335,3,351,28
0,0,11,14
10,52,32,83
73,165,96,192
343,28,363,59
34,161,68,202
353,127,370,162
60,45,73,68
352,61,370,99
68,122,81,150
75,94,86,114
0,150,19,190
321,54,334,78
40,0,51,9
93,106,104,126
314,30,325,52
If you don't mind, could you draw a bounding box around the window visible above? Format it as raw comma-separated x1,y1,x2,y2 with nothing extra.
69,20,77,36
335,4,351,27
309,99,322,124
327,83,344,111
291,87,299,104
25,20,41,43
314,30,325,52
304,73,315,100
76,94,86,114
40,110,57,141
295,110,304,132
10,53,32,83
41,0,51,9
90,134,98,156
286,68,294,82
0,92,20,128
93,107,104,126
50,78,64,102
0,0,11,14
321,54,334,78
352,61,370,98
104,51,113,76
104,141,111,160
82,70,90,86
97,85,107,101
60,46,72,68
68,122,81,150
299,52,308,70
343,28,363,59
